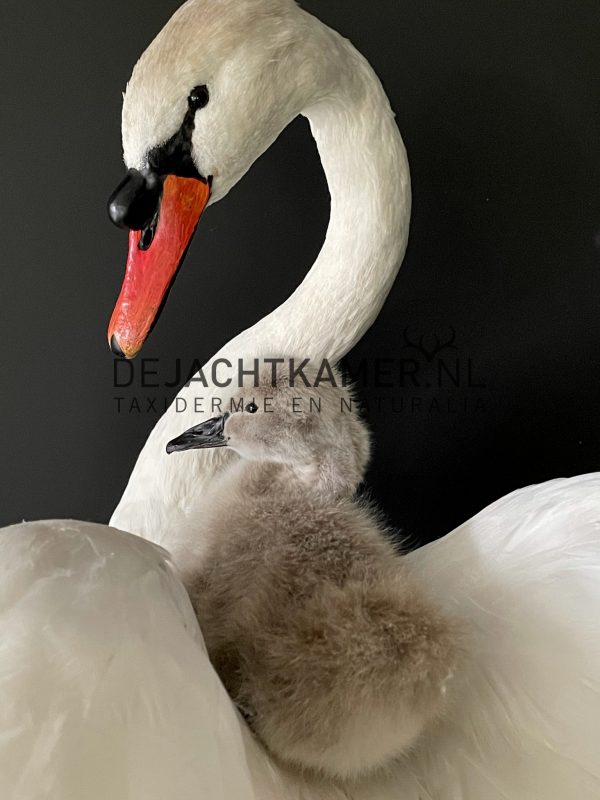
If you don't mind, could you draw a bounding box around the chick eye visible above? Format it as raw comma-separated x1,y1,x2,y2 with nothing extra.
188,85,210,111
245,402,258,414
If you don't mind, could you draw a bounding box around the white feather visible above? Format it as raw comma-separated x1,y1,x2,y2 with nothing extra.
0,521,256,800
2,475,599,798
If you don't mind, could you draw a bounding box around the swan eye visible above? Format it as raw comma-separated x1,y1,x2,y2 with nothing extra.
245,402,258,414
188,85,209,111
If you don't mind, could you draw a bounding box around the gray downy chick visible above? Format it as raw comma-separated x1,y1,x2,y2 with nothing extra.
167,364,462,781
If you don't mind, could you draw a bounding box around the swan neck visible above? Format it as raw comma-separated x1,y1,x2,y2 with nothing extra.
244,40,411,363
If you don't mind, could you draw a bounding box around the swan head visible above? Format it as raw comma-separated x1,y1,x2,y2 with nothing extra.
166,364,371,495
107,0,329,358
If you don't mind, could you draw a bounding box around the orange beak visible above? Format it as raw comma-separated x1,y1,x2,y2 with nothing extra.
108,175,211,359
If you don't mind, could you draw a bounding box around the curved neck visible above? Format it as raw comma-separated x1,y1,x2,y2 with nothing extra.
229,39,411,363
111,34,411,540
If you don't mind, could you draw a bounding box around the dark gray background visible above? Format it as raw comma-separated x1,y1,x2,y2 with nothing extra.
1,0,599,545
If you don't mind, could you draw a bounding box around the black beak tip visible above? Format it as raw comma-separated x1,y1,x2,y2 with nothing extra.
166,433,192,454
165,438,184,454
110,334,126,358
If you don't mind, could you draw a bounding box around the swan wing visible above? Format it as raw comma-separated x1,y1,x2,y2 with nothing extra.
362,474,600,799
0,520,260,800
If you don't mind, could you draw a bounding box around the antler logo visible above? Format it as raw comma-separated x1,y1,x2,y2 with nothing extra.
402,327,457,362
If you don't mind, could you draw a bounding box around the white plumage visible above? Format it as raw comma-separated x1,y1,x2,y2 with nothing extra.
3,1,599,797
1,476,599,798
397,473,600,799
0,521,257,799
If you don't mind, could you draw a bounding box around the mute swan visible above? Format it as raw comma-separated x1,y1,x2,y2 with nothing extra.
108,0,410,542
165,366,460,779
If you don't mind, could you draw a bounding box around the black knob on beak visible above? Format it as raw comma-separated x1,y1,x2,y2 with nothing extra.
107,169,163,231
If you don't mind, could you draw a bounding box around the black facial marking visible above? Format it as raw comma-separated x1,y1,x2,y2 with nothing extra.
188,85,210,111
108,85,211,234
147,85,210,181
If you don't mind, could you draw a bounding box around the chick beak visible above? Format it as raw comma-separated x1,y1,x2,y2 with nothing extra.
166,414,229,454
108,174,211,359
